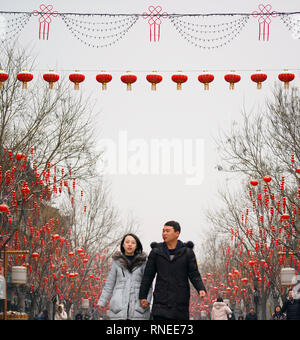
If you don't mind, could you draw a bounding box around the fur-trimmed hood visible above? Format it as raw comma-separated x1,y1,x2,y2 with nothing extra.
112,250,147,272
150,240,194,249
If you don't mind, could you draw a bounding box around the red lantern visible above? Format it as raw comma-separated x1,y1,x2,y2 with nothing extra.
15,153,26,161
96,72,112,90
69,71,85,90
146,72,163,91
251,72,267,89
43,70,59,89
0,69,9,89
224,72,241,90
171,72,188,90
120,73,137,91
198,73,214,90
281,213,290,221
296,167,300,174
17,70,33,89
278,71,295,89
0,204,9,213
32,252,40,259
250,179,259,186
263,176,272,183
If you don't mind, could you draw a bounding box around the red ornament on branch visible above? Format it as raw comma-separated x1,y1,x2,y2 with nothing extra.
263,176,272,183
96,72,112,90
17,70,33,89
146,71,163,91
250,179,259,186
0,69,9,89
0,204,10,214
43,70,59,89
69,70,85,90
171,72,188,90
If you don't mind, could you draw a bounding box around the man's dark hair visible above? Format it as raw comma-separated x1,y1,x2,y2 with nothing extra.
164,220,181,233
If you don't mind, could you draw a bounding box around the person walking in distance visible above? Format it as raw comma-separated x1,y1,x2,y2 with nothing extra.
97,234,152,320
211,297,232,320
139,221,206,320
281,288,300,320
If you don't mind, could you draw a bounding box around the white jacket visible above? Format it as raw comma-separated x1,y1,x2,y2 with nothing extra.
97,251,152,320
211,302,232,320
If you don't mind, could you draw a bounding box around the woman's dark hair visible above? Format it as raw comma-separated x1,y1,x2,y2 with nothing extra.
274,305,282,312
164,220,181,233
120,233,143,255
216,297,223,302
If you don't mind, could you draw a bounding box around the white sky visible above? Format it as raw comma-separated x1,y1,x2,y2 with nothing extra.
1,0,300,254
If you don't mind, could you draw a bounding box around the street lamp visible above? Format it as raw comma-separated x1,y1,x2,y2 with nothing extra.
0,244,29,320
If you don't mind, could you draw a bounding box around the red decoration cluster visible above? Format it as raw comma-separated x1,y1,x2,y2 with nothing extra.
0,69,296,91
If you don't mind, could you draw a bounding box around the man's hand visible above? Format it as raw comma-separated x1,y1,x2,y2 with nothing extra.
199,290,206,298
140,299,149,308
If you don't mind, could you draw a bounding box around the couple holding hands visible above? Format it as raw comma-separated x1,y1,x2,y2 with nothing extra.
97,220,206,320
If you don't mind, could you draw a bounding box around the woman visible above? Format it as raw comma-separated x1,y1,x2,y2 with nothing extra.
272,305,286,320
97,234,152,320
54,304,68,320
211,297,232,320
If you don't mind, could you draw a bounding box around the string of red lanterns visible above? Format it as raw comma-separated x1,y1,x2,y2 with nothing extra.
0,69,296,91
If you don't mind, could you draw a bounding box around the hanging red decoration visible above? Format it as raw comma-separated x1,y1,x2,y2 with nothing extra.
250,179,259,186
120,72,137,91
0,69,9,89
142,6,168,42
17,70,34,89
146,72,163,91
69,70,85,90
32,252,40,259
0,204,9,213
251,71,267,89
198,72,214,90
171,72,188,90
263,176,272,183
224,72,241,90
15,153,26,161
281,213,290,221
33,4,58,40
96,72,112,90
278,71,295,89
43,70,59,89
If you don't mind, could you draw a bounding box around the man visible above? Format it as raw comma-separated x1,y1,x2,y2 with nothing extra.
245,307,257,320
139,220,206,320
281,288,300,320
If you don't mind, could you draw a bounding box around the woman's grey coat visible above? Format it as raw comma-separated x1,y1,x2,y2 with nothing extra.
97,251,152,320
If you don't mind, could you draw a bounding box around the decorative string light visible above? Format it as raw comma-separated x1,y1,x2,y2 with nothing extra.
0,9,300,47
170,15,250,49
61,14,139,48
1,13,32,41
280,14,300,39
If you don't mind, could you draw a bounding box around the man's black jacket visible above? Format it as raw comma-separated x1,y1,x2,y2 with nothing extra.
139,240,206,320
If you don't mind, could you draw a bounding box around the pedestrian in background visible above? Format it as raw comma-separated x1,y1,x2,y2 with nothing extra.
54,304,68,320
272,305,286,320
245,307,257,320
211,297,232,320
281,289,300,320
